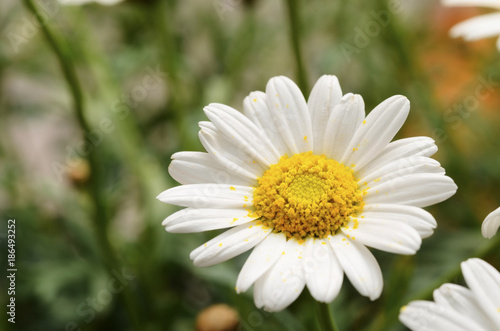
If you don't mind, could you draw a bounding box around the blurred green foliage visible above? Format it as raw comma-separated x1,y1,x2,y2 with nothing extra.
1,0,499,330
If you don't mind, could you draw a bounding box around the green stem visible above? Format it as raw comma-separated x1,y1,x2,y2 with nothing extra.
22,0,85,130
315,301,339,331
154,0,196,150
21,0,140,327
285,0,309,95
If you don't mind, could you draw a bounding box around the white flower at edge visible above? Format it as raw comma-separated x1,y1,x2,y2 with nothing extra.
58,0,123,6
399,258,500,331
482,206,500,238
442,0,500,51
157,75,458,312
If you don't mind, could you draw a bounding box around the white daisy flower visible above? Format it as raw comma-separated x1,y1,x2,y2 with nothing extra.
399,258,500,331
157,75,457,312
442,0,500,51
482,206,500,238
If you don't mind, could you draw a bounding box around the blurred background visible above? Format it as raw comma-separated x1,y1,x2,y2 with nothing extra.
1,0,500,330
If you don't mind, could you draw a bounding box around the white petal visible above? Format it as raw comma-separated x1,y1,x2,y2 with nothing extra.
162,208,255,233
198,120,217,134
236,232,287,293
198,125,262,179
265,76,313,154
364,173,457,208
307,75,343,155
362,204,437,238
442,0,500,9
204,103,280,166
329,233,383,300
399,301,486,331
323,93,365,160
342,217,421,254
243,91,289,155
199,120,262,173
450,13,500,41
433,283,498,331
303,237,343,303
461,258,500,327
254,238,306,312
342,95,410,170
157,184,253,208
189,221,272,267
356,137,438,178
168,152,253,186
482,206,500,239
359,156,444,190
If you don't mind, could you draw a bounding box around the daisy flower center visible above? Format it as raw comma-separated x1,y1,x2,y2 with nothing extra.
253,152,364,240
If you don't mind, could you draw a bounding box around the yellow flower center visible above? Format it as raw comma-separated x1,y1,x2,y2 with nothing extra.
253,152,364,240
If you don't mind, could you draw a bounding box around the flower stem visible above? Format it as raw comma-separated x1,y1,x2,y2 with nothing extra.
22,0,85,129
153,0,197,151
21,0,140,327
315,301,339,331
285,0,309,95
